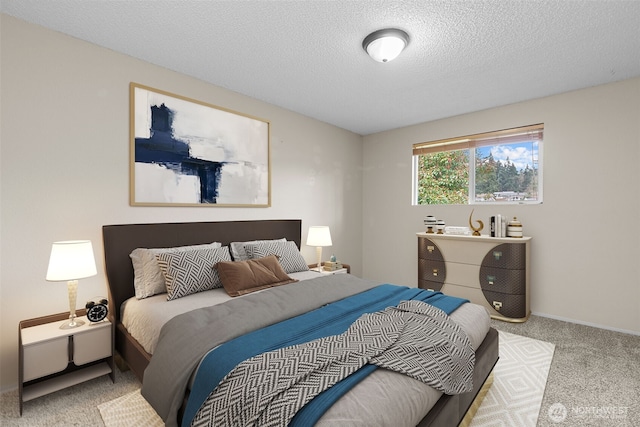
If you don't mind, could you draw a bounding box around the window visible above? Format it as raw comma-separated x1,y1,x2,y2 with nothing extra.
412,124,543,205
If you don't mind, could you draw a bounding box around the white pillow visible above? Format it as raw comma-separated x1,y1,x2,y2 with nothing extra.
230,238,286,261
244,240,309,274
130,242,222,299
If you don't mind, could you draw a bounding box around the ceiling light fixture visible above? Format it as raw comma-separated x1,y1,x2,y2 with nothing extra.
362,28,410,63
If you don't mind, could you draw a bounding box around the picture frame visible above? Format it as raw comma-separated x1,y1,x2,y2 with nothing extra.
130,83,270,207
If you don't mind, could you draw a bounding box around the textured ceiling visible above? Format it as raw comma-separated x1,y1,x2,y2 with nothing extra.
2,0,640,135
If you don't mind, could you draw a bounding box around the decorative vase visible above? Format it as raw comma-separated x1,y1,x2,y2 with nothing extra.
507,217,523,238
424,215,437,233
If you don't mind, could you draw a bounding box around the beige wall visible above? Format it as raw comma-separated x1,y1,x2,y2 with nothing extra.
362,77,640,335
0,15,363,391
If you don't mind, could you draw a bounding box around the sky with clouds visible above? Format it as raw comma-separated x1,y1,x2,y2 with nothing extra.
477,141,539,171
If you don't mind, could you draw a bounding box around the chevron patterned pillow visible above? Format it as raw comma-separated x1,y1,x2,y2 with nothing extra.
157,246,232,301
244,240,309,273
229,238,286,261
130,242,222,299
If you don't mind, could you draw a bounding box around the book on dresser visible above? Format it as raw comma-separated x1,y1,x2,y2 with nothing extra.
417,232,531,322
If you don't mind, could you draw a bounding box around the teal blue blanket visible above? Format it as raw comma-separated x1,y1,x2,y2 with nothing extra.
183,284,468,427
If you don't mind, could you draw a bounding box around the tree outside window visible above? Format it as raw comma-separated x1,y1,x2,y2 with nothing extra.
413,124,542,205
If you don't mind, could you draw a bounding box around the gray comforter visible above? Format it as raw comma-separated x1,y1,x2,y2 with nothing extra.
141,274,381,427
191,300,474,427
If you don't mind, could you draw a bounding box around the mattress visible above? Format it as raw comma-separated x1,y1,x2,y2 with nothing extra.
123,271,489,355
121,270,322,354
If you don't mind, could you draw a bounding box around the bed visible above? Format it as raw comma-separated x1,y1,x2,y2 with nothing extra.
102,219,498,427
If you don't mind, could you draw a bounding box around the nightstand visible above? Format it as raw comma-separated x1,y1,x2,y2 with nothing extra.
18,311,114,415
309,262,351,275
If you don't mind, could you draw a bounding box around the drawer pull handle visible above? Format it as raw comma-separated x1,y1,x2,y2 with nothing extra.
493,251,503,260
486,275,496,285
68,336,74,363
493,301,502,311
427,245,435,254
432,268,438,276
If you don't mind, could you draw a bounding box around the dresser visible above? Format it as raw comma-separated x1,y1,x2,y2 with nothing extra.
417,232,531,322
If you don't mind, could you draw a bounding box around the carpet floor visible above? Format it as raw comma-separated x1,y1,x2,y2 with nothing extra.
492,315,640,427
0,368,139,427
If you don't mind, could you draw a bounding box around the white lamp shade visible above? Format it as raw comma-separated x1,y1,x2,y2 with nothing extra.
306,226,332,247
46,240,97,281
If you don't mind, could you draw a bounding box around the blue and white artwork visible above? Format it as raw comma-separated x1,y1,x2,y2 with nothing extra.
131,84,270,206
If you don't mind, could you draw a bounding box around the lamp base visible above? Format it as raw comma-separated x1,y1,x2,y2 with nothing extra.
60,318,85,329
316,246,323,271
60,279,83,329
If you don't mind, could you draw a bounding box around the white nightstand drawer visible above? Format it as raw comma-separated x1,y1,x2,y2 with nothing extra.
23,337,68,382
322,268,348,275
74,325,111,365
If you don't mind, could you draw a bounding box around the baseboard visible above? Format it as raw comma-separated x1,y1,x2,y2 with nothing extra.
531,311,640,337
0,384,18,395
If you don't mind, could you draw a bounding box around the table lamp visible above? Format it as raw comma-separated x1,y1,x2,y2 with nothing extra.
46,240,97,329
306,226,332,272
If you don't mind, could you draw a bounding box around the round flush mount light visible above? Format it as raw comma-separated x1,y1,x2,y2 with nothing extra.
362,28,410,63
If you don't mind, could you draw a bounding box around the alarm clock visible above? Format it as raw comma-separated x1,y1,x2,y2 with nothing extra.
85,298,109,323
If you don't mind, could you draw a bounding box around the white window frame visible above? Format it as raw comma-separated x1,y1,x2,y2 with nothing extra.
412,124,543,205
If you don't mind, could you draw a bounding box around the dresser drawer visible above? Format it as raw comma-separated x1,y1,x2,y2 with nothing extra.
74,326,111,365
418,237,445,262
480,243,526,270
418,279,444,291
425,238,498,264
479,266,526,294
480,290,526,319
23,337,69,382
443,262,478,287
418,259,446,283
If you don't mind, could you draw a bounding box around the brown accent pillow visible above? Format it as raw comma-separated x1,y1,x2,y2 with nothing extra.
216,255,298,297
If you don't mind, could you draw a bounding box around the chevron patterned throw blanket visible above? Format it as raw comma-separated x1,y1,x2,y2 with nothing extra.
189,299,474,427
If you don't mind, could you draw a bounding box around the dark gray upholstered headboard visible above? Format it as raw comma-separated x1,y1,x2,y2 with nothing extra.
102,219,302,325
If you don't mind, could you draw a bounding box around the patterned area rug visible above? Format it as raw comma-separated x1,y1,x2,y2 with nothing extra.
470,331,555,427
99,331,554,427
98,389,163,427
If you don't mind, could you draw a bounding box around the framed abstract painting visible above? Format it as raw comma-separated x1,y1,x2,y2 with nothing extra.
130,83,270,207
